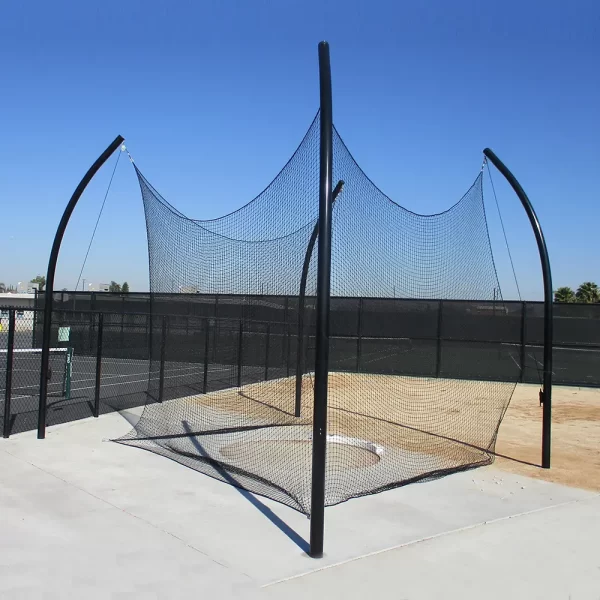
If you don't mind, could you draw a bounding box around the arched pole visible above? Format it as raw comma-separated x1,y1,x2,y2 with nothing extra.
37,135,125,439
309,41,333,559
483,148,553,468
294,179,344,417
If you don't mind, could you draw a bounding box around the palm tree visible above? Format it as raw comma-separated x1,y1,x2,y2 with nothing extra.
554,286,575,303
576,281,600,304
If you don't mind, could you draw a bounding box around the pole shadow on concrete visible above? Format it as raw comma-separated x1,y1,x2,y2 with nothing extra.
181,420,309,554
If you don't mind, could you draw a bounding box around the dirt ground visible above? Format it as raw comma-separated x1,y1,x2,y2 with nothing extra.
494,383,600,491
184,373,600,492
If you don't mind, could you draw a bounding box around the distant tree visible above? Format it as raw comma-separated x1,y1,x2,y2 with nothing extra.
108,281,121,293
30,275,46,291
576,281,600,304
121,282,130,293
0,282,6,293
554,287,576,303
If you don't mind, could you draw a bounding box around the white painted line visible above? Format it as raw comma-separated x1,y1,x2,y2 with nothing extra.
70,366,235,392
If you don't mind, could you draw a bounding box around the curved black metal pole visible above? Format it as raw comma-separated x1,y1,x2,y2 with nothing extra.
309,41,333,559
483,148,553,469
294,179,344,417
37,135,124,439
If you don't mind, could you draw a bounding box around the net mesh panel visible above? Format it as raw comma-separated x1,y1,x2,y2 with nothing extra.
116,113,517,514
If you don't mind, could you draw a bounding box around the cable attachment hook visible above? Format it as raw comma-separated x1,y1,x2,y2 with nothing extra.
121,144,134,163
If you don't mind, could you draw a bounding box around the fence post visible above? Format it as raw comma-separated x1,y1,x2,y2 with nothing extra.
88,311,94,353
203,318,210,394
264,323,271,381
212,307,219,363
93,313,104,417
356,298,363,372
284,296,290,377
120,296,125,348
237,320,243,388
436,300,443,377
32,298,38,347
158,315,168,403
286,326,291,378
3,310,16,438
520,301,526,383
146,314,152,362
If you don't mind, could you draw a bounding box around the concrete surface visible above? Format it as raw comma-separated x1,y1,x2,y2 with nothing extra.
0,410,599,599
263,495,600,600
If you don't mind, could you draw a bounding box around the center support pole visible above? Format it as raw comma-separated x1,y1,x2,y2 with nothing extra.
309,41,333,559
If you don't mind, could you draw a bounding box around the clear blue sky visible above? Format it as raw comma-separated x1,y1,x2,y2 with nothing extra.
1,0,598,299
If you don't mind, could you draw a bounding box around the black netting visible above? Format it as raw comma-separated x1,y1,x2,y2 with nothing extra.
113,113,517,513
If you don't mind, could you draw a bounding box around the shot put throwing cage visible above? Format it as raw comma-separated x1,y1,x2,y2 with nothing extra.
36,42,552,558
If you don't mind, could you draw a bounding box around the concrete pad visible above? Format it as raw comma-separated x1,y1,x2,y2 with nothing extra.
263,495,600,600
1,409,596,593
0,447,260,599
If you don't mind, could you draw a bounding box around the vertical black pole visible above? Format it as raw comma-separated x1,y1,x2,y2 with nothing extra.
89,293,96,350
146,313,152,362
37,135,124,439
158,315,167,403
286,326,292,378
519,301,527,383
237,320,243,388
283,296,289,377
88,311,94,353
93,313,104,418
32,291,38,347
436,300,444,378
483,149,553,468
203,318,210,394
3,310,16,438
120,296,125,348
310,41,333,559
356,298,363,373
264,323,271,381
213,297,219,362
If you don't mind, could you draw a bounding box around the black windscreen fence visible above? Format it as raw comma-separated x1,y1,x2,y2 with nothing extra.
14,296,598,441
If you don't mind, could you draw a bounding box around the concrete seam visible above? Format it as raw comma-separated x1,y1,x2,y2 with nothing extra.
262,493,600,588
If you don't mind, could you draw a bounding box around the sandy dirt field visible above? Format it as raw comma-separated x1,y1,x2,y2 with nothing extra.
494,383,600,491
178,373,600,491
